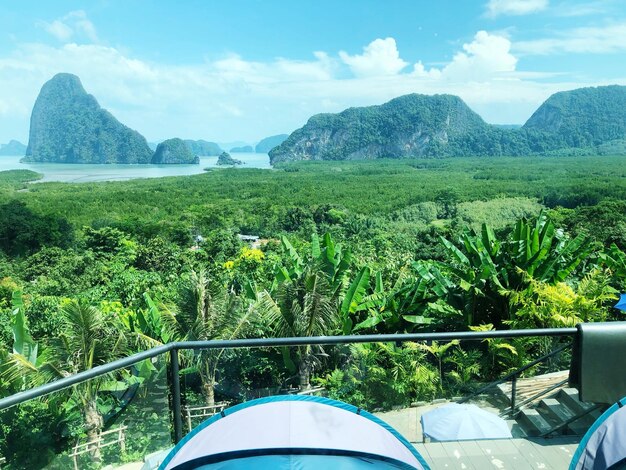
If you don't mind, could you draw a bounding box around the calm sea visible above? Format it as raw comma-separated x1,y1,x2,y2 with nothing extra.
0,153,271,183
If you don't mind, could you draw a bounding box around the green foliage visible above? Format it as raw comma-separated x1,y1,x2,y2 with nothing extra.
524,85,626,148
456,197,544,231
0,200,73,256
437,212,594,326
317,342,439,409
508,269,619,329
2,149,626,466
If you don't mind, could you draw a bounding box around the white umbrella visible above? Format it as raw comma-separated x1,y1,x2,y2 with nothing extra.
421,403,512,441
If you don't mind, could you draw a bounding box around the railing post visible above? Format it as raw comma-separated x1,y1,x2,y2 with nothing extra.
511,374,518,413
170,348,183,444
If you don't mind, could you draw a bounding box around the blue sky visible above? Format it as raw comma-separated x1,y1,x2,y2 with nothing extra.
0,0,625,143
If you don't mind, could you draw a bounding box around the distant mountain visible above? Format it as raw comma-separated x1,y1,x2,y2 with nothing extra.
184,140,222,156
152,138,199,164
270,94,496,163
218,141,249,151
230,145,254,153
148,142,158,151
523,85,626,148
255,134,288,153
24,73,153,164
0,140,27,156
270,86,626,163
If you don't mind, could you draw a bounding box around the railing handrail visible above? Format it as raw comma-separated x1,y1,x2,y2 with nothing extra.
0,328,576,411
457,341,572,404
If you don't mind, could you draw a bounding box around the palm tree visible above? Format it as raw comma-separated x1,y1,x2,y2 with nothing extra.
5,299,128,461
258,262,339,389
255,233,356,389
161,269,260,406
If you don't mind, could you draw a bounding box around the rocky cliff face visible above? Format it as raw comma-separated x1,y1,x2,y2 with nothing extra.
269,94,490,164
152,138,199,164
24,73,153,164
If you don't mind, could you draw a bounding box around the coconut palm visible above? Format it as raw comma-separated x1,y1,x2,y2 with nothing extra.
258,262,339,389
160,269,260,406
5,298,128,461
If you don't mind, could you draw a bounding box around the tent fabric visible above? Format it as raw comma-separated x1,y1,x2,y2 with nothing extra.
569,321,626,404
175,452,418,470
570,396,626,470
159,395,429,470
420,403,512,441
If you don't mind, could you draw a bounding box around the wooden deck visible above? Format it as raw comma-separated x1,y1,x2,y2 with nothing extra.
414,436,579,469
376,402,581,469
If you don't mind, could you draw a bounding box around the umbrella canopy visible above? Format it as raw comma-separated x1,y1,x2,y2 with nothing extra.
615,294,626,311
421,403,512,441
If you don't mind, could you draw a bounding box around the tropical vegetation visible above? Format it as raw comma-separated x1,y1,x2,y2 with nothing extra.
0,154,625,467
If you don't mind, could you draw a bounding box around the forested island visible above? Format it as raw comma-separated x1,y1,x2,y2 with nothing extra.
152,138,199,164
255,134,288,153
0,140,26,156
216,151,243,165
24,73,154,164
22,74,205,165
230,145,254,153
270,85,626,163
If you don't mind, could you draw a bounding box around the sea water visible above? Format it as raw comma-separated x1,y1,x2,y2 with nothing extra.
0,153,271,183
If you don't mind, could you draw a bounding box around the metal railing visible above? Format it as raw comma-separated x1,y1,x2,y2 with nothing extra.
0,327,577,446
457,341,572,414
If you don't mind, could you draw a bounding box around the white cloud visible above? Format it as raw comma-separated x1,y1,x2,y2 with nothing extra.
0,30,624,143
485,0,548,17
554,1,609,17
43,20,74,42
38,10,98,43
412,31,517,82
339,38,408,77
515,21,626,55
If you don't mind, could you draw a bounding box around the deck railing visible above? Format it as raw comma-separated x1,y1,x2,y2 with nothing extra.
0,327,577,468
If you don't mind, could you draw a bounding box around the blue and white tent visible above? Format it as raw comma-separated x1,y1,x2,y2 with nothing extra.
159,395,430,470
570,396,626,470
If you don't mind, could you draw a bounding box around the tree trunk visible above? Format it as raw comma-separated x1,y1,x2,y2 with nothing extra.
298,356,312,390
203,379,215,406
84,399,104,462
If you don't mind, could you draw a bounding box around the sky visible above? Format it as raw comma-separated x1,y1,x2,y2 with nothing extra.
0,0,625,144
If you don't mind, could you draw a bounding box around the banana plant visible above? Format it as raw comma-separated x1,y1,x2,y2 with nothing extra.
509,211,594,285
274,233,351,297
438,212,594,327
10,290,38,367
600,243,626,288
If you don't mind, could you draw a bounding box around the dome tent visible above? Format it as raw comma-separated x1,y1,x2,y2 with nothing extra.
159,395,430,470
570,396,626,470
